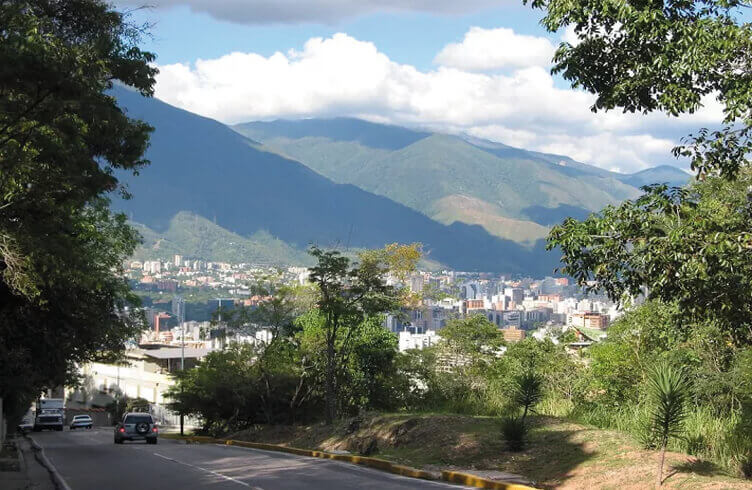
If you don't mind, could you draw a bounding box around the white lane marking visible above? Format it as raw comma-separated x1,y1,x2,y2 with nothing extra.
213,444,466,489
153,452,260,488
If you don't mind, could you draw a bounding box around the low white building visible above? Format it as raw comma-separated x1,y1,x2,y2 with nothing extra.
77,347,211,406
398,330,441,351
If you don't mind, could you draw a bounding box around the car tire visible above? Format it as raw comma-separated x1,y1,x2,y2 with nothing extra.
147,438,157,445
56,426,63,432
114,438,122,444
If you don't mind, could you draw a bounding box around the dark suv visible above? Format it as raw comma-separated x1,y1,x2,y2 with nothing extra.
114,413,158,444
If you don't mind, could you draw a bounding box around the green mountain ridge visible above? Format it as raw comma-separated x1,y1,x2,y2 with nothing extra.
131,212,312,266
234,118,688,246
112,87,558,274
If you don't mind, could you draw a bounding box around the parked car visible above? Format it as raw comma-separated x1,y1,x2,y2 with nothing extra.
70,414,93,430
114,413,158,444
17,416,33,433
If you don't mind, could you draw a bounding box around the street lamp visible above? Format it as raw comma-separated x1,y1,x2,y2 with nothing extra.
178,296,185,436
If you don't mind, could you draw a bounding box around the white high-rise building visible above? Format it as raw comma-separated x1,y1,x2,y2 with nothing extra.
174,254,182,267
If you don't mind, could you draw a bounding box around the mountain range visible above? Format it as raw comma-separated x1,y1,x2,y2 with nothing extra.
112,86,689,274
234,118,689,245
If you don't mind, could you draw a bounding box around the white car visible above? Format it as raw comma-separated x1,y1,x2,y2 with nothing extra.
70,414,93,430
17,417,33,433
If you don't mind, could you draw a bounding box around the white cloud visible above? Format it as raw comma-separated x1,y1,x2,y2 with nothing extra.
561,24,581,46
537,134,676,172
153,31,722,173
434,27,556,70
117,0,500,24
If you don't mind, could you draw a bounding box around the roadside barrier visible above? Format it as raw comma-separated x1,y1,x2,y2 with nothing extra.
162,434,537,489
442,470,537,489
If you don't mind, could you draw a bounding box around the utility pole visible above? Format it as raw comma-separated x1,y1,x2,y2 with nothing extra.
177,296,185,436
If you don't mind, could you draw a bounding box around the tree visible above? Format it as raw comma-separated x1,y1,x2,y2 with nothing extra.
548,172,752,345
0,0,156,425
167,344,259,435
308,245,418,424
221,284,315,423
528,0,752,346
440,315,505,359
526,0,752,180
646,362,690,486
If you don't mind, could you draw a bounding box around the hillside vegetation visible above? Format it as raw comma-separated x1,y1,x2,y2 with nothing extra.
112,87,559,274
131,212,312,265
234,118,689,247
229,413,752,490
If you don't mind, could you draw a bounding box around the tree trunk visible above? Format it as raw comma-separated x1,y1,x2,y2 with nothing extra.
656,444,666,487
325,336,336,425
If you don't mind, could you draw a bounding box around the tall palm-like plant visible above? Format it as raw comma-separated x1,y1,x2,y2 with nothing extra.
646,362,690,487
501,370,544,452
513,370,543,424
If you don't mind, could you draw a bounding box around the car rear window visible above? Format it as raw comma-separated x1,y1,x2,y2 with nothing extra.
124,414,152,424
74,415,91,420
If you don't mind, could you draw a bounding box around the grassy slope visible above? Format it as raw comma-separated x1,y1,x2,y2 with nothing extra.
131,211,445,270
431,195,550,246
230,413,751,489
131,211,313,266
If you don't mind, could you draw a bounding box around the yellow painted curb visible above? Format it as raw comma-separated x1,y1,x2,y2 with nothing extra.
442,470,536,490
165,434,537,489
226,439,436,481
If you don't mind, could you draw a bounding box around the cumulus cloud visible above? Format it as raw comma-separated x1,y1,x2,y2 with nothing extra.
116,0,500,24
434,27,556,70
561,24,582,47
152,31,721,173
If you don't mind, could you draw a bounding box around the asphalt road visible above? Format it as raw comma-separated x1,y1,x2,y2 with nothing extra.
29,428,470,490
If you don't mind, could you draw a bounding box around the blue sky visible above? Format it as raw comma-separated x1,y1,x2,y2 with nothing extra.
127,4,549,70
116,1,727,173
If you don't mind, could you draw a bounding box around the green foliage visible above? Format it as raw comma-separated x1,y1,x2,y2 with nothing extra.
0,0,155,425
645,363,690,448
582,301,681,407
308,246,409,424
168,341,325,434
512,370,544,423
131,212,313,266
645,362,690,486
549,172,752,345
440,315,505,358
527,0,752,179
169,309,404,432
340,317,402,414
562,300,752,477
234,120,656,248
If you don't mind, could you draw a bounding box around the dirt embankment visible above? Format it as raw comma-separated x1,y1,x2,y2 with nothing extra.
229,413,752,489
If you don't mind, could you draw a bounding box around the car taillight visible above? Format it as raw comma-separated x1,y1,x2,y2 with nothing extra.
152,427,158,433
119,427,125,433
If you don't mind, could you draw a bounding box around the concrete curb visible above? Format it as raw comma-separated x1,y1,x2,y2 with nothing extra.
442,471,536,490
26,436,72,490
163,434,537,489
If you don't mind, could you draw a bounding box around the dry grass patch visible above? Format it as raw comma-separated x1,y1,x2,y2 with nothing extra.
229,414,752,489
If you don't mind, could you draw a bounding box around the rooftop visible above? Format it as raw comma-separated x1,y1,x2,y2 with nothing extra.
138,347,211,360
